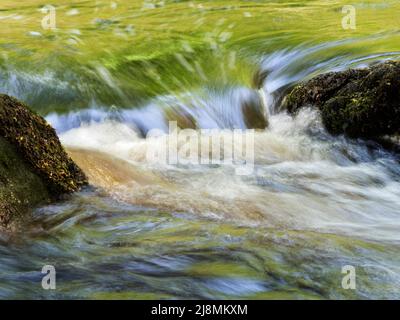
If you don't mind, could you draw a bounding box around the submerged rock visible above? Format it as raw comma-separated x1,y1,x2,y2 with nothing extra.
0,94,87,229
164,106,197,130
241,90,268,130
282,61,400,138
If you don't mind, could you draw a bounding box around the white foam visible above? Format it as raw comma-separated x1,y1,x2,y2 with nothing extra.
59,107,400,243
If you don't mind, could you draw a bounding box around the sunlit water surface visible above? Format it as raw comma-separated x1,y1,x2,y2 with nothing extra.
1,0,400,299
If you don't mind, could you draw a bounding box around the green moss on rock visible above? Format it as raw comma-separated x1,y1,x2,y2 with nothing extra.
0,137,50,228
0,94,88,229
282,61,400,138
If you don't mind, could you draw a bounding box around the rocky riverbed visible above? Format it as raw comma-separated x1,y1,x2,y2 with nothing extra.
2,61,400,229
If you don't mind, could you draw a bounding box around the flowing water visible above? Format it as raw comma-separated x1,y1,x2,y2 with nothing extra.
1,0,400,299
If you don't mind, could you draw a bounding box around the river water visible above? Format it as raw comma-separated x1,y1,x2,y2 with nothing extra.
1,0,400,299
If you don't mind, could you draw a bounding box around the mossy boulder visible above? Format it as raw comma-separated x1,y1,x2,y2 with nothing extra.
282,61,400,138
0,137,51,228
0,94,87,229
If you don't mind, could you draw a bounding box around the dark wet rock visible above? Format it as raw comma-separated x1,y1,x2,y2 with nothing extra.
0,94,87,229
164,106,197,130
0,137,50,228
241,91,268,130
251,68,269,90
282,61,400,138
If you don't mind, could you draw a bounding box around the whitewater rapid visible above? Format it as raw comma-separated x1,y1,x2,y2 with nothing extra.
39,48,400,244
50,105,400,243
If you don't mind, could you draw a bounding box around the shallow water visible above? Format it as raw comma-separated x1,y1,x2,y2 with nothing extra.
1,0,400,299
